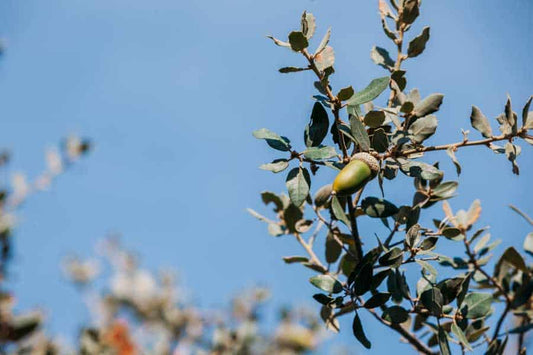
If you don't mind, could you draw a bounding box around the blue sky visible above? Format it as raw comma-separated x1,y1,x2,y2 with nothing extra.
0,0,531,353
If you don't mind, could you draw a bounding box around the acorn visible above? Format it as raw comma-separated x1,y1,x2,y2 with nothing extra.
332,153,380,196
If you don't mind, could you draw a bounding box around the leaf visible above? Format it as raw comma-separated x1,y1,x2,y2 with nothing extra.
416,259,437,276
462,293,492,319
371,46,394,70
432,181,458,199
382,306,409,324
349,115,371,151
379,247,403,266
303,146,337,160
397,158,443,181
267,36,291,47
259,159,289,173
314,184,332,208
361,197,399,218
352,312,371,349
261,191,283,211
438,325,452,355
253,128,291,151
413,93,444,118
285,167,311,207
524,232,533,256
337,86,354,101
314,46,334,72
500,246,528,272
346,77,390,106
420,287,443,316
325,233,342,263
446,148,461,176
247,208,268,222
400,0,420,25
364,110,386,128
353,263,373,296
268,224,284,236
288,31,308,52
364,293,391,309
522,96,532,127
309,275,343,294
279,67,309,73
315,28,331,55
283,256,309,264
505,142,520,175
372,128,389,153
313,293,334,305
408,114,438,143
331,195,351,228
304,102,330,147
301,11,316,39
451,321,473,351
470,106,493,138
407,27,430,58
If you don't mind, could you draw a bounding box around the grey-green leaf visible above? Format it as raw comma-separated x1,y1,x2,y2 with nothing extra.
438,326,451,355
346,77,390,106
286,167,311,207
413,93,444,118
302,146,337,160
253,128,291,151
451,322,472,351
331,195,351,228
371,46,395,70
462,293,492,319
361,197,399,218
408,114,438,143
349,115,371,151
301,11,316,39
407,27,430,58
470,106,493,138
259,159,290,173
315,27,331,55
309,274,343,293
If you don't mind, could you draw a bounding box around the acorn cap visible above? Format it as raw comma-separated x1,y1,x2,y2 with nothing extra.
351,152,380,177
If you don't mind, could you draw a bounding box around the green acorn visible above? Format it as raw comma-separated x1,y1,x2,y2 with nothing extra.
332,153,379,196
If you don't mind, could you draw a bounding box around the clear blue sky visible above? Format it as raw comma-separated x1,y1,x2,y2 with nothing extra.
0,0,531,353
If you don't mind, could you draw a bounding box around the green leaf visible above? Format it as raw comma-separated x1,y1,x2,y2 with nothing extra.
261,191,284,212
314,184,332,208
500,246,528,272
285,167,311,207
352,312,372,349
301,11,316,39
470,105,493,138
407,27,430,58
364,110,386,128
420,287,443,316
416,259,437,276
309,274,343,294
408,114,438,143
364,293,391,309
253,128,291,151
438,325,451,355
361,197,399,218
372,128,389,153
288,31,308,51
446,148,462,176
400,0,420,25
346,77,390,106
432,181,458,199
283,256,309,264
382,306,409,324
349,115,371,151
413,93,444,118
462,293,492,319
278,67,309,73
304,102,330,147
524,232,533,256
397,158,443,181
302,146,337,160
370,46,394,70
451,321,473,351
353,263,373,296
259,159,289,173
325,233,342,263
337,86,354,101
379,247,403,266
312,293,334,305
331,195,351,228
